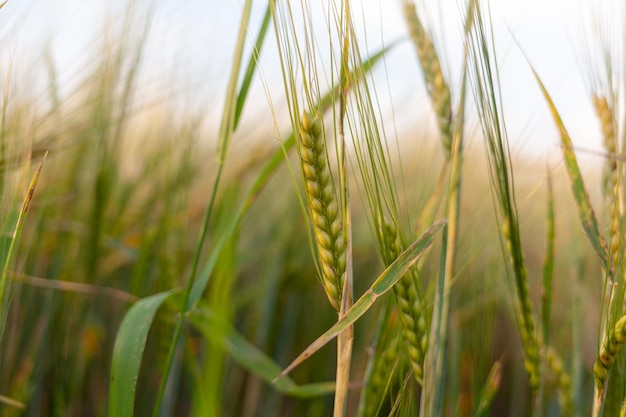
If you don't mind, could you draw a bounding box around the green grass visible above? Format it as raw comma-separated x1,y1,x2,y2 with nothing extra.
2,0,626,416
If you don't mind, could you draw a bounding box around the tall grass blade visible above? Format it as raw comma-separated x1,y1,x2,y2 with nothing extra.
234,3,271,129
529,67,609,272
471,360,502,417
275,219,445,379
0,153,46,339
108,289,179,417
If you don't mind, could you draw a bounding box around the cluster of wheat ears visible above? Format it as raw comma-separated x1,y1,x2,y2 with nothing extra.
273,0,626,415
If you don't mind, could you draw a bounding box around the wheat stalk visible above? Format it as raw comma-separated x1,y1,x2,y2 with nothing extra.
298,112,346,311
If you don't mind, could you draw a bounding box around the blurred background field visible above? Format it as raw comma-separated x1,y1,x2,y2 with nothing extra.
0,0,621,416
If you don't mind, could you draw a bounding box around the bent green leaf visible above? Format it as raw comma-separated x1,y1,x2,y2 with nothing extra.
530,66,608,272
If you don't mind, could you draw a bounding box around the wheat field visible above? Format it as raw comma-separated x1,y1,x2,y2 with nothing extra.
0,0,625,416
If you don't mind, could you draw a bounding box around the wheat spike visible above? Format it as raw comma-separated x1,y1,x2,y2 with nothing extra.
545,346,573,416
502,218,541,391
298,112,346,311
360,334,401,417
383,220,428,384
402,0,453,158
593,95,622,264
595,314,626,390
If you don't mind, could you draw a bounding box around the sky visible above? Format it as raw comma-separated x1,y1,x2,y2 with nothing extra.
0,0,623,161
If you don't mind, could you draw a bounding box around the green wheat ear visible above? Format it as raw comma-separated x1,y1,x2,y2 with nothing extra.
360,336,402,416
402,0,453,158
545,346,573,416
594,314,626,390
592,95,621,263
383,220,427,384
298,112,346,311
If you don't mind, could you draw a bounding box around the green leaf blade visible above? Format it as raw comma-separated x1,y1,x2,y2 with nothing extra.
108,289,179,417
531,67,609,272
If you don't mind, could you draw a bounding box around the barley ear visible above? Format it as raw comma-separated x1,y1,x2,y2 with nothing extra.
299,112,346,311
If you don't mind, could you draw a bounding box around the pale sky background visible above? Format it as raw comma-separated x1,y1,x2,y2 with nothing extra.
0,0,623,162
